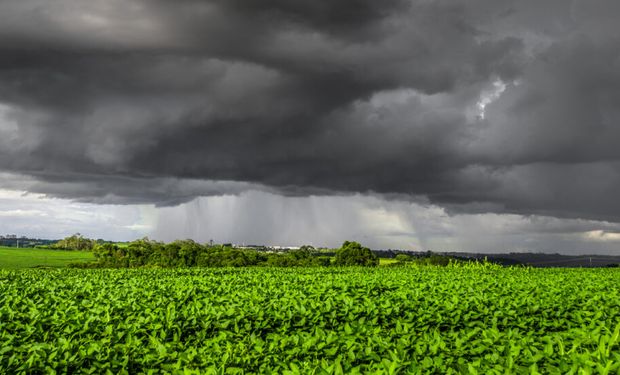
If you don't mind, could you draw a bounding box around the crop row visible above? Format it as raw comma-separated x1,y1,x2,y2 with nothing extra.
1,266,620,373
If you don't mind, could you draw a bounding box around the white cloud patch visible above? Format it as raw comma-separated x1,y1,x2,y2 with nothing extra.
0,189,155,240
583,230,620,242
476,79,507,119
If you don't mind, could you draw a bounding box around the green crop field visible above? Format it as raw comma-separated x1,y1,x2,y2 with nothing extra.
379,258,400,266
1,265,620,374
0,247,95,269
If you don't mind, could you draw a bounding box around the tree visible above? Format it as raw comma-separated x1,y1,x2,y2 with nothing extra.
413,251,453,266
195,246,263,267
161,240,204,267
311,256,332,267
54,233,95,251
125,237,163,267
288,245,316,261
333,241,378,266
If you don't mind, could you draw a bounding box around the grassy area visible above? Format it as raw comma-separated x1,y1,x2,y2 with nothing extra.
379,257,399,265
0,246,95,269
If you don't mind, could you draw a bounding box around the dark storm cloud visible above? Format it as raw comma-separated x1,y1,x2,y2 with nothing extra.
1,0,620,221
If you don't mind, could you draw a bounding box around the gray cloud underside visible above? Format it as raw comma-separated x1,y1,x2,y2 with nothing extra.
1,0,620,221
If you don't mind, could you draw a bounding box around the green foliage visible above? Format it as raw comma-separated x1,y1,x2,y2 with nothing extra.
288,245,316,261
392,251,460,267
334,241,379,266
196,246,267,267
91,241,338,268
311,256,332,267
266,246,333,267
53,233,96,251
1,266,620,373
395,253,412,263
413,252,454,266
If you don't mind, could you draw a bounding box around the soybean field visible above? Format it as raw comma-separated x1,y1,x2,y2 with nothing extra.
1,265,620,374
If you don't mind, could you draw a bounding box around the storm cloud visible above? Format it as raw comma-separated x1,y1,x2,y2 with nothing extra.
1,0,620,224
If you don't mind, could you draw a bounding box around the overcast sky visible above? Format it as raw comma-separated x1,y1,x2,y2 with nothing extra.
1,0,620,254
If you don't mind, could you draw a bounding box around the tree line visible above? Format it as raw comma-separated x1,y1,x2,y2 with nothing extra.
51,233,97,251
82,239,380,268
52,234,462,268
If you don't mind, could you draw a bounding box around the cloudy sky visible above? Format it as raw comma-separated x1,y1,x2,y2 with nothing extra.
1,0,620,253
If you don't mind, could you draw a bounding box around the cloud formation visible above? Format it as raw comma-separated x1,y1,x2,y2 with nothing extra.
0,188,154,240
1,0,620,223
152,191,620,254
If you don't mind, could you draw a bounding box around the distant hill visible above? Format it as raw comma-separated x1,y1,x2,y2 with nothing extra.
372,249,620,267
444,252,620,267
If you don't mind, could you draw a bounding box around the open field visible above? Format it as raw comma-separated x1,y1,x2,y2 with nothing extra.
0,247,95,269
1,265,619,373
379,258,399,266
